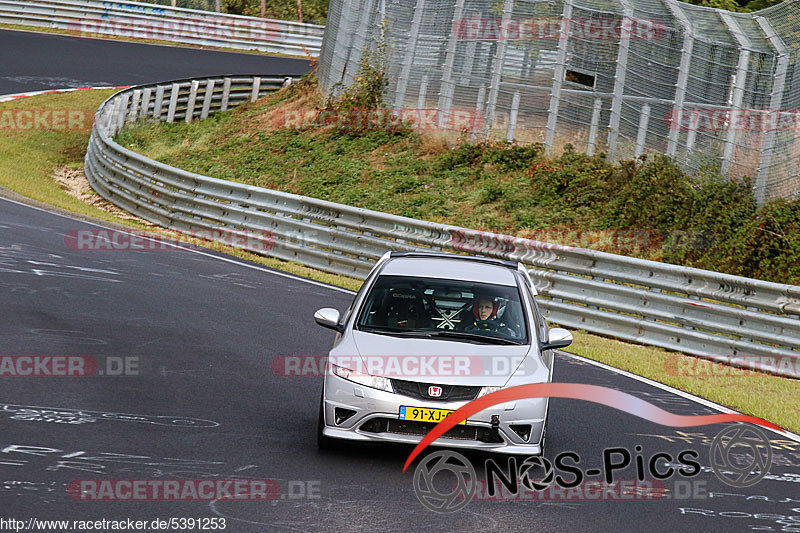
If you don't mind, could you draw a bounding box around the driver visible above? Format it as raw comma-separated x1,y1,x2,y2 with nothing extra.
461,295,517,337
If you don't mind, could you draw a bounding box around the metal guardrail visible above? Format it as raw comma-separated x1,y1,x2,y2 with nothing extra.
0,0,323,57
84,76,800,378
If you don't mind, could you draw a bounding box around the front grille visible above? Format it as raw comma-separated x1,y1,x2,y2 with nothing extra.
391,379,481,402
360,417,504,444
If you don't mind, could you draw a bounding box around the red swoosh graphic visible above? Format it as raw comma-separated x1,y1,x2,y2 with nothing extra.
402,383,782,472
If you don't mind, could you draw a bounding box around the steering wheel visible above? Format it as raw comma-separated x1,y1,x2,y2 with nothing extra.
466,320,500,332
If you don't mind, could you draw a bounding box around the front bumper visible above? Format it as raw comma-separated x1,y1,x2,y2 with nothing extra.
322,373,548,455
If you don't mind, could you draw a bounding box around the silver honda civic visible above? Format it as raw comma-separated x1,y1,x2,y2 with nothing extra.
314,251,572,455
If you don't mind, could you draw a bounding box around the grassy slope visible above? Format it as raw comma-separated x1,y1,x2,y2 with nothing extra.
112,83,800,433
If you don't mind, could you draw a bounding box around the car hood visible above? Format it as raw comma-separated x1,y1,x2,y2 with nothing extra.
328,330,536,386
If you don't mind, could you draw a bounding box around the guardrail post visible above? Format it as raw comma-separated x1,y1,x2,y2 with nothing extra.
166,83,180,123
139,88,152,119
634,103,650,158
116,93,130,133
506,92,520,142
250,77,262,102
128,89,142,123
200,80,215,120
755,15,788,206
587,98,602,156
221,78,232,111
153,86,165,121
106,97,120,133
186,80,200,123
545,0,572,150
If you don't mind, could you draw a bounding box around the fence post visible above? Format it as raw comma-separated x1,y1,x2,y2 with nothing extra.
587,98,602,156
393,0,426,110
606,0,633,157
664,0,694,158
719,13,751,177
437,0,466,127
417,75,428,110
635,103,650,158
506,92,520,141
755,15,788,206
545,0,572,151
342,0,374,83
482,0,515,138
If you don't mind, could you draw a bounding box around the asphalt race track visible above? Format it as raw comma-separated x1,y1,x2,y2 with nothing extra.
2,32,800,532
0,29,309,94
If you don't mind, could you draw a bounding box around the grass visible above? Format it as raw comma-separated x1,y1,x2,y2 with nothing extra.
0,89,359,290
118,78,800,286
2,89,799,436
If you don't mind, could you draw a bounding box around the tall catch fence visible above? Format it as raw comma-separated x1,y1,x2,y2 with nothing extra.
317,0,800,204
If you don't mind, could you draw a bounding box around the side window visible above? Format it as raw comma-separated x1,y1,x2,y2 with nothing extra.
523,282,548,343
341,270,378,326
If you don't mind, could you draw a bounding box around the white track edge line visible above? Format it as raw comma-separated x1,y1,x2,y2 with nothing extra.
0,195,355,294
4,198,797,442
559,350,800,442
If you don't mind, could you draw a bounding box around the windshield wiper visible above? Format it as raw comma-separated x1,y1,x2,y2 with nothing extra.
358,326,435,338
426,331,523,345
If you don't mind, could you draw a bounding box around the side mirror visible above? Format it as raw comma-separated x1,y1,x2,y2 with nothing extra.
541,327,572,351
314,308,343,333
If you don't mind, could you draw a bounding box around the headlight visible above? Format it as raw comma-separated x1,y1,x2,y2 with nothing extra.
331,364,393,393
477,386,502,398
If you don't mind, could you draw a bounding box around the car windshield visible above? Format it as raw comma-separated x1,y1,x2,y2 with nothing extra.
356,275,528,344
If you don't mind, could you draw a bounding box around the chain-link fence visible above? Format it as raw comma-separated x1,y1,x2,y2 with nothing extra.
317,0,800,204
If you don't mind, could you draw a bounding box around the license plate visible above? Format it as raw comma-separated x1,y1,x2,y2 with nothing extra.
399,406,466,425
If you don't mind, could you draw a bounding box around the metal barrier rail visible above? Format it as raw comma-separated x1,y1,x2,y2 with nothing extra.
0,0,323,56
84,76,800,378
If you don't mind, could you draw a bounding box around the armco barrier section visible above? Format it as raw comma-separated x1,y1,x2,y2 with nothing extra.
85,76,800,378
0,0,323,57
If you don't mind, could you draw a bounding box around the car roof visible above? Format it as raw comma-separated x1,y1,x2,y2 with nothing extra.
379,253,518,286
